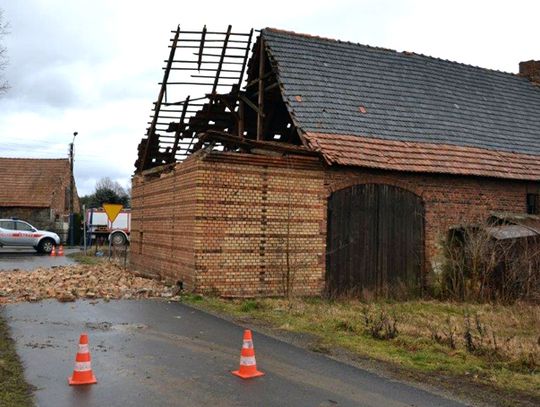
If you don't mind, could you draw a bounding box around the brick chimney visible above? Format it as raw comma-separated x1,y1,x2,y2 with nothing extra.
519,60,540,83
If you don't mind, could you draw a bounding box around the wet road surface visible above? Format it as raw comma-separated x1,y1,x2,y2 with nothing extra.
0,247,77,270
3,300,469,407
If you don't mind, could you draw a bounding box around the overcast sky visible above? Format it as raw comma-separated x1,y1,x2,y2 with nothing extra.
0,0,538,195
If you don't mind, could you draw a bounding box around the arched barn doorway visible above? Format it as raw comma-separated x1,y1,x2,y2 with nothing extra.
326,184,424,296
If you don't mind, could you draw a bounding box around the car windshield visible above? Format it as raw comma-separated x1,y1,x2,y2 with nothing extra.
16,222,35,231
0,220,16,230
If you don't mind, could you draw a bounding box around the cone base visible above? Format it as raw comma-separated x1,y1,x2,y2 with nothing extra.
231,369,265,379
68,375,97,386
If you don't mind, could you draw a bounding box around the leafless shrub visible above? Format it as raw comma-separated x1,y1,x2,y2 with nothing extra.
429,316,457,349
362,305,399,340
441,221,540,303
334,319,357,333
463,313,476,353
274,157,312,301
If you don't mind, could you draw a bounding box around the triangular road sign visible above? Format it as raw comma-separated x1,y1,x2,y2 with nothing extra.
103,203,123,223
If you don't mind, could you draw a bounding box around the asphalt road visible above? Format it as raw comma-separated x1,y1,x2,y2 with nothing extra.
0,247,77,270
3,300,469,407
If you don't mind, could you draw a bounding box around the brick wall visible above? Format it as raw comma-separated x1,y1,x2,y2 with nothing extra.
0,207,51,229
196,153,326,296
130,156,200,287
131,151,540,297
130,152,326,296
325,168,540,270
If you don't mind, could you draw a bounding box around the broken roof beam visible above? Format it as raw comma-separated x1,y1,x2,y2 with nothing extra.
212,25,232,95
140,25,181,171
257,38,265,141
238,29,254,89
197,25,207,70
136,26,255,171
171,95,191,159
172,29,251,36
194,131,319,156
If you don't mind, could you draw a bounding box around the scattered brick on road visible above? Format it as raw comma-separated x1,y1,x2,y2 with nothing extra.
0,264,177,303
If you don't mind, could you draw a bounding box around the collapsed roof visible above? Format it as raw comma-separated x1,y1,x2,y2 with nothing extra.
136,27,540,180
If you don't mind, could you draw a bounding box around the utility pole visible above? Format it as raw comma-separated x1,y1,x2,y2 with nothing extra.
68,131,77,246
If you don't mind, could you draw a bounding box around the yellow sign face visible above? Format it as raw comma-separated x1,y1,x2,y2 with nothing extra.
103,203,123,223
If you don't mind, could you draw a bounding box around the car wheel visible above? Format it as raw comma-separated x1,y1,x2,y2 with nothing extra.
38,238,55,254
110,232,127,246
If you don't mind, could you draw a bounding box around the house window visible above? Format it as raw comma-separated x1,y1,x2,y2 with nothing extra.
527,193,539,214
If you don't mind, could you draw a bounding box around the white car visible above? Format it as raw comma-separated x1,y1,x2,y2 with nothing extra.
0,219,61,254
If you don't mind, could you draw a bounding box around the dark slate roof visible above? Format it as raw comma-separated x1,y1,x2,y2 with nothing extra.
262,29,540,156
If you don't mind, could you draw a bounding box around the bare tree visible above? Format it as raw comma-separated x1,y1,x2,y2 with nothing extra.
95,177,128,197
0,9,9,94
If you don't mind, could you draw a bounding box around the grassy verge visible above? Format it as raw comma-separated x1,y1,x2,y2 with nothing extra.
68,248,129,268
183,295,539,404
67,251,105,265
0,315,33,406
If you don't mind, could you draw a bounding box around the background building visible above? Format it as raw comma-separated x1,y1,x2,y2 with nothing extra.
0,157,80,242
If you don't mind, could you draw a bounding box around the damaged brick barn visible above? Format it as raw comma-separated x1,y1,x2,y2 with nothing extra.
130,26,540,297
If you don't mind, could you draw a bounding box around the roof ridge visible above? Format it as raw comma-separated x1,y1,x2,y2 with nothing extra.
0,157,68,161
263,27,521,78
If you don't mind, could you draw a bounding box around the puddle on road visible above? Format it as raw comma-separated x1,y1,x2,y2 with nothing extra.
25,341,58,349
0,250,76,271
84,321,148,332
85,321,113,331
113,323,148,331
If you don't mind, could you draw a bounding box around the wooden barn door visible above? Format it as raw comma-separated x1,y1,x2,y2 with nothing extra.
326,184,424,296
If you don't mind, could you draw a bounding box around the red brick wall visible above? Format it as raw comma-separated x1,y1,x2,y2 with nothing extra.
131,151,540,296
130,156,200,287
196,153,326,296
131,152,326,296
325,168,540,270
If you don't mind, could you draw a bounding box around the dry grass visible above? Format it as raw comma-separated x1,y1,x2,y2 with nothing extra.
184,296,540,400
0,316,33,406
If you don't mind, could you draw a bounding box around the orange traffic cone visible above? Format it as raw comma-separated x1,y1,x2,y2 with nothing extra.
58,245,64,256
68,333,97,385
50,245,56,257
232,329,264,379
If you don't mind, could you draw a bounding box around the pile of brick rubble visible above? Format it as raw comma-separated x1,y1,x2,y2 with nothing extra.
0,263,178,303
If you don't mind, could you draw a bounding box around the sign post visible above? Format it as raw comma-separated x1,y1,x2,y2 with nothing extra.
102,203,123,223
83,204,87,255
102,203,124,261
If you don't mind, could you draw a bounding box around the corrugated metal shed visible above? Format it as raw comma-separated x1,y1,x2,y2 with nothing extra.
485,225,539,240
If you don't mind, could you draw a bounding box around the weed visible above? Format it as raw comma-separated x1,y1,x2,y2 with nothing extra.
334,319,357,333
463,313,476,353
67,252,103,265
181,293,203,302
240,300,263,313
429,317,457,349
362,305,399,340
